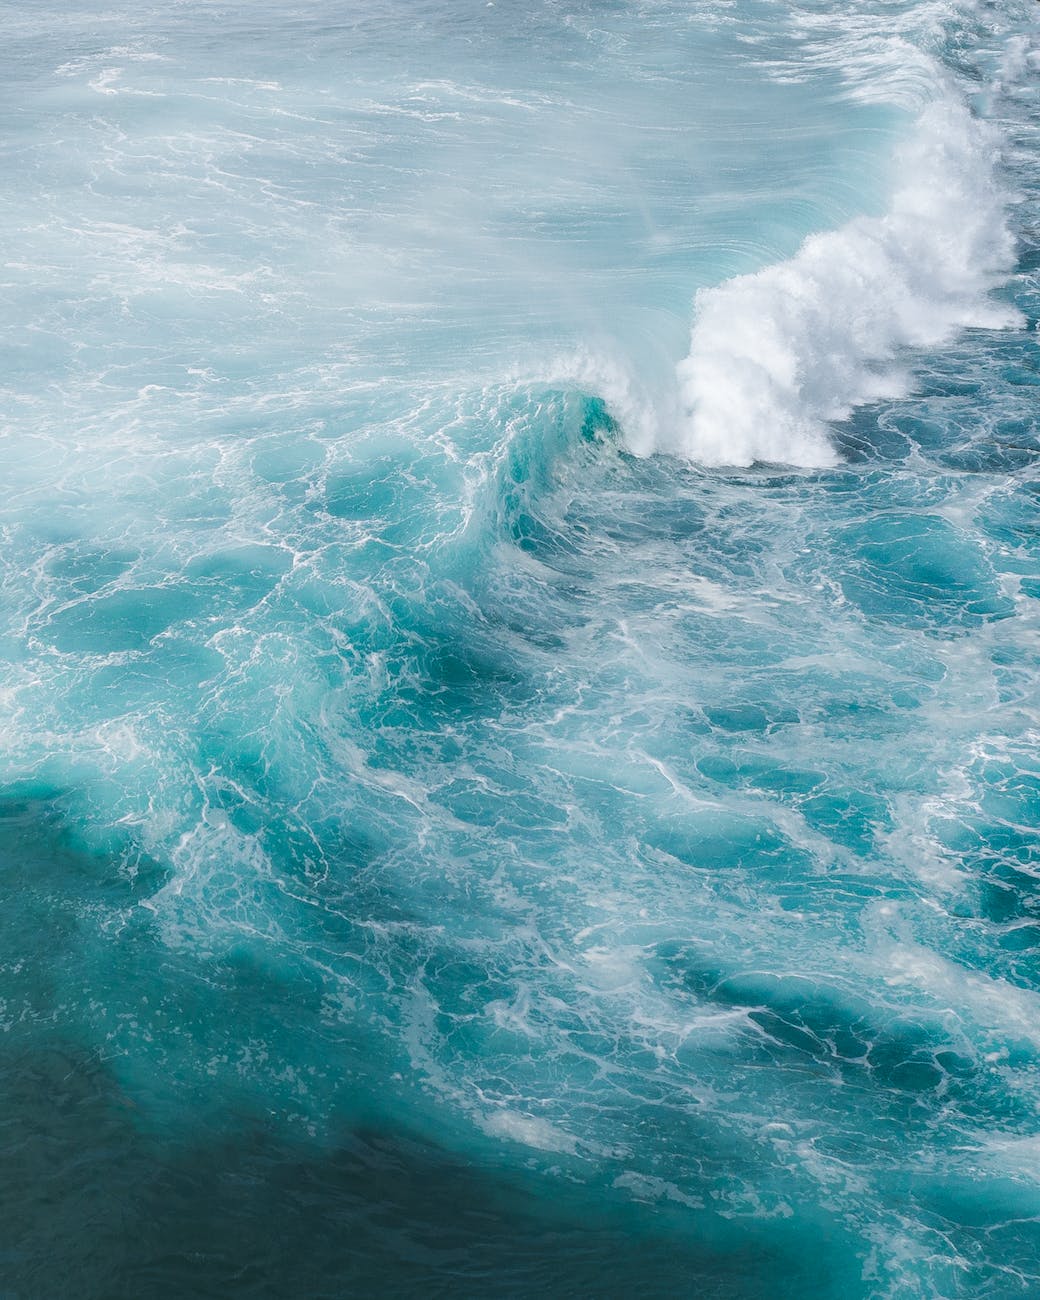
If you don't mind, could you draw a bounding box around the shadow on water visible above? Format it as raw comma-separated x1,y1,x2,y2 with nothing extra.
0,1037,861,1300
0,785,869,1298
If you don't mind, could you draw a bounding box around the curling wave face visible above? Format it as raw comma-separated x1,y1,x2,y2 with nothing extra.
1,0,1039,1296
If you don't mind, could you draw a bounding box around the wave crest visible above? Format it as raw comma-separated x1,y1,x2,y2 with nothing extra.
661,95,1023,468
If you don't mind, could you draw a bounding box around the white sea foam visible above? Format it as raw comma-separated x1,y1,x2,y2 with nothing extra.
481,1108,579,1154
660,83,1023,467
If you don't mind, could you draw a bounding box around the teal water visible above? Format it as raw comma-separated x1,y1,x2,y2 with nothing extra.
1,0,1039,1295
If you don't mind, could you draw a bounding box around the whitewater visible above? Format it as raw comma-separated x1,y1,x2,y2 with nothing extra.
1,0,1038,1295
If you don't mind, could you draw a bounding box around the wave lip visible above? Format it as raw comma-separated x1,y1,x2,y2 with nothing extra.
666,94,1024,468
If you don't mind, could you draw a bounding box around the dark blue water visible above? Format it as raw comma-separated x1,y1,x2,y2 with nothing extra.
2,0,1039,1294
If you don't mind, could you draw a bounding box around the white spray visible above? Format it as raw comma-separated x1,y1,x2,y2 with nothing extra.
656,9,1026,467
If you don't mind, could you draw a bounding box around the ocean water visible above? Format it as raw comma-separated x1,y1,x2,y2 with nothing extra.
1,0,1039,1294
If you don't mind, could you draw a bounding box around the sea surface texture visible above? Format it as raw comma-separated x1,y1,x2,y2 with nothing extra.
1,0,1039,1295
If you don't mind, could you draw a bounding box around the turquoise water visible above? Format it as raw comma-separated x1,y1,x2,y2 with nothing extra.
1,0,1039,1295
